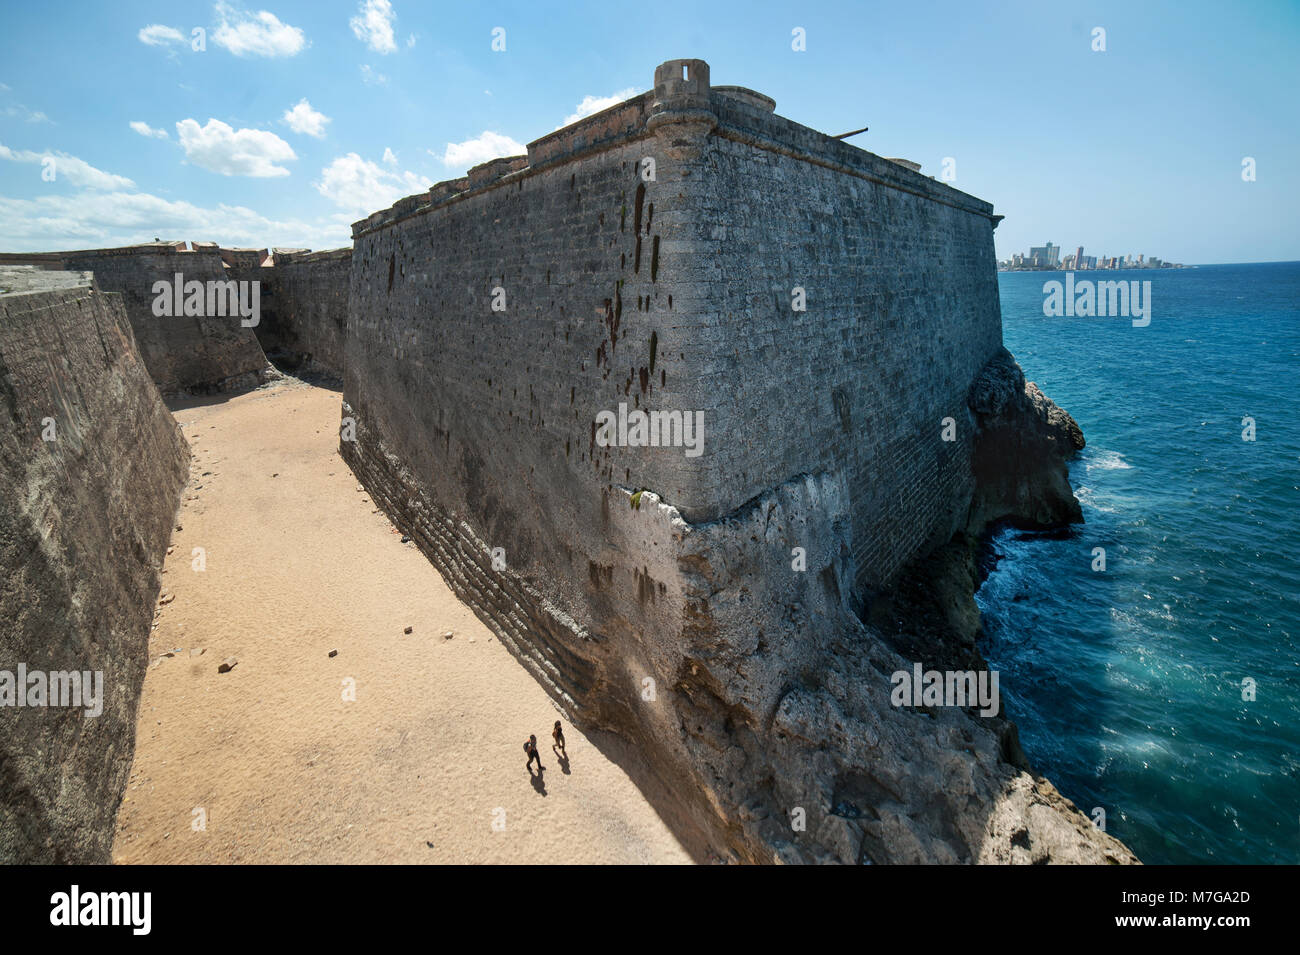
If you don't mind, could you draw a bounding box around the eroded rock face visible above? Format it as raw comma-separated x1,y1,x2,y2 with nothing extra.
967,347,1085,532
611,463,1135,865
633,353,1129,863
0,284,189,863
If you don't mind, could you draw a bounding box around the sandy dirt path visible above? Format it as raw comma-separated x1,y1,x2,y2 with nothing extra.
112,380,692,864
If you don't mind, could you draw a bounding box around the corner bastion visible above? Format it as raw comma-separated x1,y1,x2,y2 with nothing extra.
341,59,1137,863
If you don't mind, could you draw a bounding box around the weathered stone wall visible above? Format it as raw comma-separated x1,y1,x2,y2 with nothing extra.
251,248,350,379
341,59,1000,696
698,94,1004,597
0,244,270,397
340,59,1135,863
342,87,706,711
0,279,189,863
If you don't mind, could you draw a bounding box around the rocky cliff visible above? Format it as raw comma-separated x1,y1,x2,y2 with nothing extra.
660,349,1137,864
0,276,189,863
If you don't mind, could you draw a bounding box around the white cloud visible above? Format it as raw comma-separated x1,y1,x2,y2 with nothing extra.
0,143,135,190
406,33,416,49
130,121,169,140
437,131,526,171
4,105,50,124
283,99,330,138
175,118,296,177
0,189,348,252
558,88,639,129
382,147,397,164
350,0,397,54
138,24,185,46
315,152,429,217
360,64,388,86
212,3,306,58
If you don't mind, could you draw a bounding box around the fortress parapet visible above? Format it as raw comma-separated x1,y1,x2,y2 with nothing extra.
353,57,995,245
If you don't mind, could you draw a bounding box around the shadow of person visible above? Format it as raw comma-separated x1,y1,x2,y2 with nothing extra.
553,747,570,775
530,767,547,796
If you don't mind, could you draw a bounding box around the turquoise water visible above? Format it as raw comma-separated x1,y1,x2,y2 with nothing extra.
982,263,1300,864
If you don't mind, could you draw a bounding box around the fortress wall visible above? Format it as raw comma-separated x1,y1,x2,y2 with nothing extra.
338,62,1132,862
339,61,1001,846
0,244,270,397
252,248,350,379
695,97,1005,596
0,280,189,863
342,118,717,717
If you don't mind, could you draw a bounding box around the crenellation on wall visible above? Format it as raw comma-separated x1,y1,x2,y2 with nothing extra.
527,94,655,170
218,247,266,269
427,176,470,206
467,154,529,189
712,85,776,112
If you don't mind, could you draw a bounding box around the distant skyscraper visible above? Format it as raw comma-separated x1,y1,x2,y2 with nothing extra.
1076,246,1084,270
1029,242,1060,268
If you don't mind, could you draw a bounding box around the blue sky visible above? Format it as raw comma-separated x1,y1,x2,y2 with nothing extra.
1,0,1296,261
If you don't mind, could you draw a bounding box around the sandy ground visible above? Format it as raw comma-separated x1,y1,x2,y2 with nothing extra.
112,379,692,864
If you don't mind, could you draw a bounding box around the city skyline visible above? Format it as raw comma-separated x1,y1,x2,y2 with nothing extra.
1000,241,1183,271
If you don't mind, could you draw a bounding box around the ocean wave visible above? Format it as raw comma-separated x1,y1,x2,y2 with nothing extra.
1083,448,1133,472
1074,485,1119,514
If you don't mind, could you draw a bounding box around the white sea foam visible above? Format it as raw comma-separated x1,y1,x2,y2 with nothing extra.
1074,485,1118,514
1084,448,1133,472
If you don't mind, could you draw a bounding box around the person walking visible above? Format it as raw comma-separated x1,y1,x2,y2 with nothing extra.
552,720,566,756
524,733,544,772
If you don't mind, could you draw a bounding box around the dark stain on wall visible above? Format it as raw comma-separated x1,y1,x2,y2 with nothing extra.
832,387,852,434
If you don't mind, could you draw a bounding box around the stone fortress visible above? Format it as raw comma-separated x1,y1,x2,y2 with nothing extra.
0,241,349,393
0,59,1136,864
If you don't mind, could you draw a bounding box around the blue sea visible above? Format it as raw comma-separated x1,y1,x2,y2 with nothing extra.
982,262,1300,865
